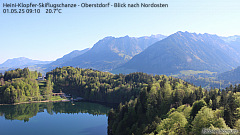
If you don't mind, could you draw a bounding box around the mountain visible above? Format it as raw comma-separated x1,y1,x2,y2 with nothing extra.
217,66,240,82
113,31,240,75
0,57,52,68
44,48,90,71
221,35,240,53
61,35,166,71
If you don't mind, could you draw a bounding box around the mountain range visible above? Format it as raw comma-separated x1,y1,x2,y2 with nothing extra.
0,57,52,68
113,31,240,75
57,35,166,71
1,32,240,86
222,35,240,53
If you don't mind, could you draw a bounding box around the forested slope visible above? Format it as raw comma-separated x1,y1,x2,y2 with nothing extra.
108,83,240,135
0,68,53,104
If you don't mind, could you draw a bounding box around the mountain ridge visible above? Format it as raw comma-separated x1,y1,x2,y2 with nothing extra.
112,31,240,75
217,66,240,82
0,57,52,68
61,34,166,71
43,48,91,71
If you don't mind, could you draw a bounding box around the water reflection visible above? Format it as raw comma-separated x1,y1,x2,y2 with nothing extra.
0,102,112,122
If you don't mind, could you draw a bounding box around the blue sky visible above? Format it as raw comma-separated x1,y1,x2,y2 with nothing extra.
0,0,240,64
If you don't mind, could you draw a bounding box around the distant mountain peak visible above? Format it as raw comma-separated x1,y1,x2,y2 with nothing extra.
174,31,192,35
221,35,240,42
175,31,185,34
8,57,29,60
103,36,114,39
168,31,223,43
171,31,192,38
0,57,52,68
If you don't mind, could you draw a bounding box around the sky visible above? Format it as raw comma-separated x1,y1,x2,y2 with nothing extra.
0,0,240,64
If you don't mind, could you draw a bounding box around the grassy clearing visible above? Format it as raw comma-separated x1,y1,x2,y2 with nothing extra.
180,70,217,75
50,96,65,101
172,70,217,77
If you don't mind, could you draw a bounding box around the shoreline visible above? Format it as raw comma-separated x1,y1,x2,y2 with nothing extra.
0,99,70,106
0,98,119,108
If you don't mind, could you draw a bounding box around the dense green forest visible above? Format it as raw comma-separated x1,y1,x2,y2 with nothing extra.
180,75,232,90
108,83,240,135
0,68,53,104
47,67,152,103
1,67,240,135
46,67,240,134
171,70,233,90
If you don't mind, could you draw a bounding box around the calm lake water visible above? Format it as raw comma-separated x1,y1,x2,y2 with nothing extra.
0,102,112,135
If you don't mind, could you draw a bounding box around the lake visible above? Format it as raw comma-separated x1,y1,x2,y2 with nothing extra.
0,102,113,135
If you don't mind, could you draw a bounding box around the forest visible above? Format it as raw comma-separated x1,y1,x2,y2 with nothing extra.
46,67,240,134
1,67,240,134
0,68,53,104
108,80,240,135
46,66,149,103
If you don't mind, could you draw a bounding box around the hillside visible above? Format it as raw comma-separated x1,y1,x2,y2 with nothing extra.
44,48,90,71
222,35,240,53
113,31,240,75
217,66,240,82
61,35,166,71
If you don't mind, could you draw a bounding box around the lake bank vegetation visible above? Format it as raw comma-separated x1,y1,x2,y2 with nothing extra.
0,68,64,104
